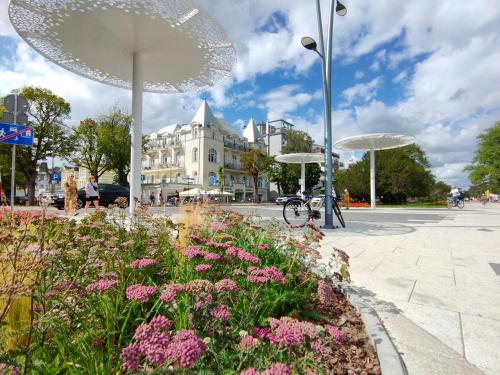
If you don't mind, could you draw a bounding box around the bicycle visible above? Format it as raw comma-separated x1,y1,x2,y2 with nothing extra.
447,196,464,209
283,195,345,228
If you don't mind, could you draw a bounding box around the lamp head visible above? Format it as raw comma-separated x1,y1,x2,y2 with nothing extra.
301,36,317,51
336,1,347,16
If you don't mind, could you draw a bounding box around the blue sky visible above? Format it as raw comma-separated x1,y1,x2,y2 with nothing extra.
1,0,500,188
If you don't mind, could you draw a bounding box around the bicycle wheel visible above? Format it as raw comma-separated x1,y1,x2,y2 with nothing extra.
333,200,346,228
283,198,311,227
457,199,464,209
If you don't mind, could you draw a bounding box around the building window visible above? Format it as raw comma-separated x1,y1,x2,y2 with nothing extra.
175,152,181,166
230,175,235,186
232,155,237,166
212,131,216,140
208,149,217,163
243,176,247,186
192,127,198,138
192,148,198,163
175,133,180,143
257,178,263,188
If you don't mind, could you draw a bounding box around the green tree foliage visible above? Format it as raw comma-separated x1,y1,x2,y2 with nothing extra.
464,122,500,192
267,129,321,194
335,144,435,204
240,149,270,203
0,87,72,204
70,118,108,181
98,109,132,187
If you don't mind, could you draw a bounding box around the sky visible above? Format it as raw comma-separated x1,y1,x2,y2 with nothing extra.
1,0,500,188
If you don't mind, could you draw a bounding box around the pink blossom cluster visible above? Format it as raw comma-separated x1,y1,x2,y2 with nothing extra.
238,335,260,351
233,269,245,276
334,247,350,266
121,316,206,372
225,246,261,264
160,284,185,303
275,317,319,340
130,258,157,269
98,271,118,279
86,279,119,292
185,279,214,294
182,246,228,263
317,279,337,307
189,235,232,250
257,243,270,251
195,264,212,272
44,281,81,298
267,318,305,347
125,284,157,303
214,278,239,292
209,222,229,231
209,304,230,322
194,293,213,309
251,327,278,344
246,266,286,285
240,363,291,375
325,324,346,345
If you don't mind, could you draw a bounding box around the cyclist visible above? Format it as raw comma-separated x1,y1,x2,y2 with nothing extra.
450,186,460,205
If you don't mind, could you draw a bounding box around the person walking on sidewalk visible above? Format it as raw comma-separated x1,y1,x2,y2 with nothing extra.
343,189,350,209
64,174,78,216
84,176,100,214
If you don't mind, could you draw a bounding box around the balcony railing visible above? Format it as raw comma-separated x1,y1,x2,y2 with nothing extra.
224,141,249,151
224,162,244,170
142,162,184,170
142,177,200,185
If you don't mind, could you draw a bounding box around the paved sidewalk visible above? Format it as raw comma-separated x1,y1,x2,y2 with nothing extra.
319,203,500,375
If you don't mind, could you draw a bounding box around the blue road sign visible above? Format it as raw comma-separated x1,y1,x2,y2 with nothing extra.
141,175,145,182
209,175,217,186
0,123,34,146
50,172,61,183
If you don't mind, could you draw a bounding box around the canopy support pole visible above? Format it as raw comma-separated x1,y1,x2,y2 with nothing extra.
370,148,376,209
130,52,143,214
300,162,306,196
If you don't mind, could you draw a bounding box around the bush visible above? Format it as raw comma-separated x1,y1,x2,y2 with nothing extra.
0,207,378,374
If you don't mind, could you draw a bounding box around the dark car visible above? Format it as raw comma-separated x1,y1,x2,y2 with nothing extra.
51,183,129,210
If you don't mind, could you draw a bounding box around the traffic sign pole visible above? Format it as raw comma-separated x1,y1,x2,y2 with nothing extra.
10,95,17,211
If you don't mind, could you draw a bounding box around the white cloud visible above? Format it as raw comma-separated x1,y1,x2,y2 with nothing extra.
392,70,407,83
354,71,364,80
262,84,316,120
342,77,382,105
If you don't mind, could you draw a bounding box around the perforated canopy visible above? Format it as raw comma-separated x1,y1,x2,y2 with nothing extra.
8,0,236,93
334,133,415,151
275,153,324,164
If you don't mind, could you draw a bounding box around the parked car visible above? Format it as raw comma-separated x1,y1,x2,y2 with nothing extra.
51,184,129,210
275,194,297,205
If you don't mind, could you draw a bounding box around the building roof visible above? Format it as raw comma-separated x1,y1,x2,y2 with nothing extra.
242,118,261,142
190,99,219,127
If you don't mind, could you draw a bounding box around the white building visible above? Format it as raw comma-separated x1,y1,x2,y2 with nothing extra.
141,100,268,202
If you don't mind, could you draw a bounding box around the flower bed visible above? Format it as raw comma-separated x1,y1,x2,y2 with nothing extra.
0,208,380,374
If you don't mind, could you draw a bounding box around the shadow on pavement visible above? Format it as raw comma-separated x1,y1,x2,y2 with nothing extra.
334,221,415,237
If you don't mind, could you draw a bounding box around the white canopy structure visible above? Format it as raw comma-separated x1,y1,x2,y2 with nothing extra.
9,0,236,214
207,189,233,196
334,133,415,209
275,153,324,194
179,187,205,197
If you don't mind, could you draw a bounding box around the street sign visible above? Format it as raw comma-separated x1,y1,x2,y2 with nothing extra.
0,123,34,146
209,175,217,186
141,175,145,182
4,95,29,113
2,112,28,125
50,172,61,183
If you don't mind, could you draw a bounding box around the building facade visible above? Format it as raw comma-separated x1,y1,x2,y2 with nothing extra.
141,101,268,202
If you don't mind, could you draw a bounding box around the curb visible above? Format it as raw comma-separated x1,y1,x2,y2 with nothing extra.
341,284,408,375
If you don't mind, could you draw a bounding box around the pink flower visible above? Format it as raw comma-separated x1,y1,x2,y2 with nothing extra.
86,279,119,292
44,289,58,298
131,258,157,269
317,279,337,307
225,246,261,264
195,264,212,272
275,323,305,347
194,293,212,309
262,363,291,375
203,252,223,262
209,222,229,231
126,284,157,303
233,269,245,276
257,244,269,251
182,245,205,259
167,330,207,368
121,343,142,372
160,284,185,303
214,279,239,292
239,335,260,351
325,324,346,345
210,304,230,322
241,369,260,375
246,266,286,285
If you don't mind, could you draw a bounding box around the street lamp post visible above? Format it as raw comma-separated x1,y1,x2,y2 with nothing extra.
301,0,346,229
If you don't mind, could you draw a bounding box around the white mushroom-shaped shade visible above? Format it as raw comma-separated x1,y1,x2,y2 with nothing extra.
275,153,324,164
334,133,415,151
8,0,236,93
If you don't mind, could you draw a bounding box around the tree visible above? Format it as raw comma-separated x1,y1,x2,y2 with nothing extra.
334,144,435,204
0,87,72,204
70,118,108,181
265,159,285,196
240,149,270,203
98,109,132,187
464,122,500,192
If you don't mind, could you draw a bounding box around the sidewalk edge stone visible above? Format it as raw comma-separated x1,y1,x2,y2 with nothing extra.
341,284,409,375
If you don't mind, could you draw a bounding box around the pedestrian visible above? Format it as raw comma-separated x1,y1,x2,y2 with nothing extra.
450,186,460,205
343,189,350,209
159,189,164,206
150,191,155,206
84,176,100,214
174,190,180,205
64,173,78,216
